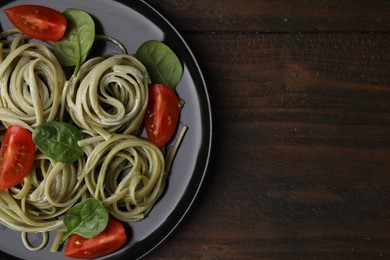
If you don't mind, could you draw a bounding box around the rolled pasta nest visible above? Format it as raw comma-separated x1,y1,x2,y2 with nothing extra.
0,155,87,232
0,30,66,127
65,54,150,140
80,134,166,221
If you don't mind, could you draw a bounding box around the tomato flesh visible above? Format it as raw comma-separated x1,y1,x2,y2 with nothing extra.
4,5,67,41
0,125,36,190
64,218,127,259
144,84,179,148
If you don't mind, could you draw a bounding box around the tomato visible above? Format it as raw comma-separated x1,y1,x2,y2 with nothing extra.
0,125,36,190
144,84,180,148
4,5,67,41
64,218,127,259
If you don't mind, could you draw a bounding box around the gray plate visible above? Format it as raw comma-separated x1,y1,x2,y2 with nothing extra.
0,0,212,259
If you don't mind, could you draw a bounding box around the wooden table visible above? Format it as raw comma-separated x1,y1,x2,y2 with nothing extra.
144,1,390,258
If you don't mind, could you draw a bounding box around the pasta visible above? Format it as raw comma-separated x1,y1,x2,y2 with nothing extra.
80,134,165,221
0,155,86,232
65,54,150,140
0,30,66,127
0,30,181,252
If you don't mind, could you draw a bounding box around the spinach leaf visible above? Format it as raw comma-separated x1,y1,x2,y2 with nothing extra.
32,122,84,164
62,198,109,242
135,40,183,89
54,9,95,75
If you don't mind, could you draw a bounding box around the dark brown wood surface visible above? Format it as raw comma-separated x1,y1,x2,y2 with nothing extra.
144,1,390,259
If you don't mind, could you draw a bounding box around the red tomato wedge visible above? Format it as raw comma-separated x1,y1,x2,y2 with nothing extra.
4,5,67,41
144,84,180,148
64,218,127,259
0,125,36,190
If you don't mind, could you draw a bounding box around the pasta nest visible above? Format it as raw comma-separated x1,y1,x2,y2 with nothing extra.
65,54,150,140
0,37,66,127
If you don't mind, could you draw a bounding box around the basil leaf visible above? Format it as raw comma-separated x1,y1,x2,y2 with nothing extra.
54,9,95,75
135,40,183,89
32,122,84,164
62,198,109,242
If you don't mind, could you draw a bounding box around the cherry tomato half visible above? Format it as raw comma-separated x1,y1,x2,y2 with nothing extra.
144,84,180,148
0,125,36,190
4,5,67,41
64,218,127,259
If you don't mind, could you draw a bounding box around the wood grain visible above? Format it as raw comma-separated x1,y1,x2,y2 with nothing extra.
143,0,390,259
187,32,390,147
146,0,390,32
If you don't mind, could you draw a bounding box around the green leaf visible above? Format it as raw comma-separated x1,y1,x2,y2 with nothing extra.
32,122,84,164
54,9,95,75
135,40,183,89
62,198,109,242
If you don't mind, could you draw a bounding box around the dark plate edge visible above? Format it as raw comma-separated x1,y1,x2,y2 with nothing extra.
133,1,213,259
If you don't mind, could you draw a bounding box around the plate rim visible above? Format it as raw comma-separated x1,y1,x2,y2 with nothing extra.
131,0,213,258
